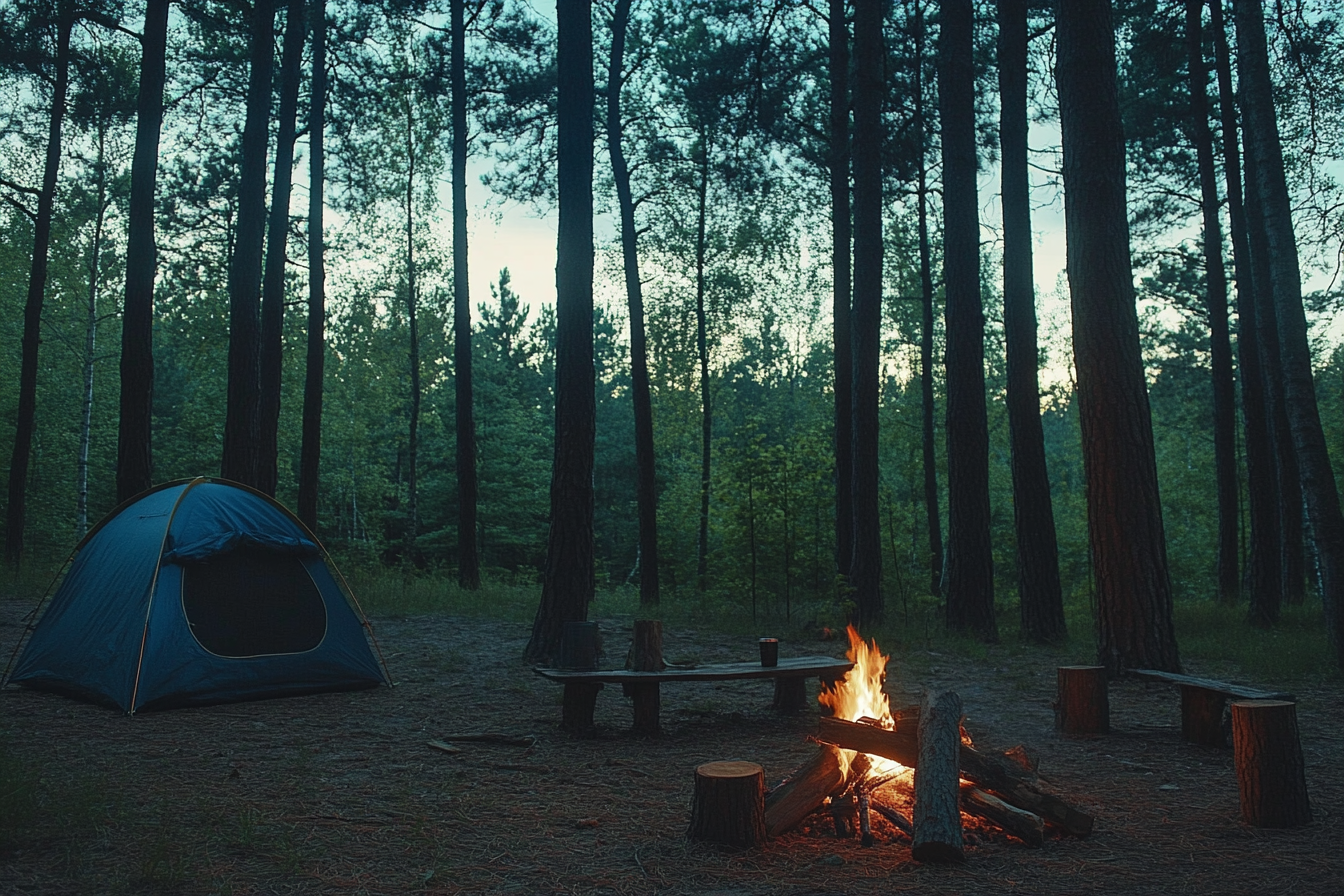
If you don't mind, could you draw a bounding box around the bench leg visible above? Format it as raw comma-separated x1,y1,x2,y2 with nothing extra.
562,682,603,734
1181,686,1226,746
624,682,661,736
772,676,808,712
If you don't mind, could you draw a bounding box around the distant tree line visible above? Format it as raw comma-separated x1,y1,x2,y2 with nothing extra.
2,0,1343,667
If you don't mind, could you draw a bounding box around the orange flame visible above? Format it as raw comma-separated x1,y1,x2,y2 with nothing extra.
819,625,906,778
819,624,894,726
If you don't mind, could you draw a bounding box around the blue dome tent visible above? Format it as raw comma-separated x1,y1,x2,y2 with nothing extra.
4,479,389,713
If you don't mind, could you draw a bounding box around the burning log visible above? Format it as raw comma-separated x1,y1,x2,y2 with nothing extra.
763,744,846,837
689,760,767,847
960,783,1045,847
816,716,1094,837
911,689,965,864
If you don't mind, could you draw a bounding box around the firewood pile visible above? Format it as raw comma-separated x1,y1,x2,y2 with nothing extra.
762,693,1094,861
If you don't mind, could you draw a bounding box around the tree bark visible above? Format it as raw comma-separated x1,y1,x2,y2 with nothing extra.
939,0,996,641
1209,0,1279,617
298,0,327,531
1236,0,1344,659
1184,0,1239,606
117,0,170,505
763,744,846,837
258,0,306,497
525,0,595,664
999,0,1064,642
453,0,481,589
830,0,853,581
849,0,884,627
1054,665,1109,734
689,761,766,847
912,690,965,863
913,0,943,600
695,145,712,593
403,98,421,562
1056,0,1179,675
78,130,111,537
1232,699,1311,827
5,0,73,566
222,0,276,489
607,0,657,605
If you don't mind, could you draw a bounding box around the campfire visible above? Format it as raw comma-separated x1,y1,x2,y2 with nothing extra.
763,626,1093,861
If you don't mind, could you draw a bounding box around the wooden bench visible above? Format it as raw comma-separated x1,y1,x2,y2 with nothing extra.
1131,669,1296,747
534,656,853,735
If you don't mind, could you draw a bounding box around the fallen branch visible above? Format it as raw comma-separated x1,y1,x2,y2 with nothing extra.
438,733,537,747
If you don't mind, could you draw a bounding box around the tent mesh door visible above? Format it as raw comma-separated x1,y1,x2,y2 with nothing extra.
181,551,327,657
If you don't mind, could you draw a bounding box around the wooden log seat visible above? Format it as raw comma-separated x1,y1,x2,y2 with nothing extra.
1131,669,1296,748
688,760,767,847
534,656,853,735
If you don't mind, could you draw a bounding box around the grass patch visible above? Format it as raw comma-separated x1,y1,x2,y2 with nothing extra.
1174,600,1334,682
343,569,542,622
0,730,110,856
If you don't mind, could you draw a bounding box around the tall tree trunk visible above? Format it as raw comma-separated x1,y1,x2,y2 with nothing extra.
1057,0,1179,675
1244,151,1304,616
1235,0,1344,661
998,0,1064,642
404,99,421,563
117,0,169,505
525,0,596,664
453,0,481,589
849,0,883,627
939,0,996,641
607,0,658,604
830,0,853,581
78,132,111,538
298,0,327,531
1210,0,1279,618
914,0,942,599
221,0,276,489
257,0,306,497
695,145,712,592
5,1,73,566
1185,0,1239,605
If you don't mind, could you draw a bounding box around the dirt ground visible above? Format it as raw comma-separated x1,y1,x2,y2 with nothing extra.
2,596,1343,896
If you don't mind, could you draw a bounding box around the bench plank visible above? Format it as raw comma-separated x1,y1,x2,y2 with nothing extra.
534,655,853,684
536,656,853,734
1130,669,1295,702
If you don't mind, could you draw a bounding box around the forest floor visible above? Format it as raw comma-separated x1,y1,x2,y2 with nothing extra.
2,594,1343,896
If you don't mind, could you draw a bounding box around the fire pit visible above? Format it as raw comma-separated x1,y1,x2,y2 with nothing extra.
762,626,1093,860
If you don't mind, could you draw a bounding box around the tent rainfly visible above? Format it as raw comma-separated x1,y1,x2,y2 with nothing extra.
4,479,389,713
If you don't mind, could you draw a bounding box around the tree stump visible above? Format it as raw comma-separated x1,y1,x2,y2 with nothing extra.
630,620,664,671
688,760,767,847
912,689,965,863
1181,685,1227,746
1231,699,1311,828
561,682,603,733
1055,665,1109,734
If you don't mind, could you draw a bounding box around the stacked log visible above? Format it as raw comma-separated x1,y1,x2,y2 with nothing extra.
912,690,965,863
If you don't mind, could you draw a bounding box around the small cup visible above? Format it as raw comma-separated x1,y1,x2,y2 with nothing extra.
759,638,779,667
